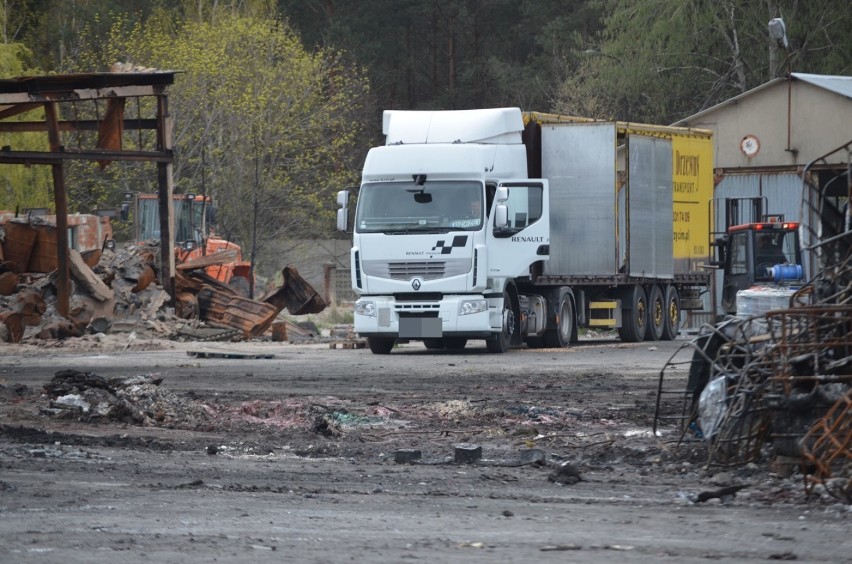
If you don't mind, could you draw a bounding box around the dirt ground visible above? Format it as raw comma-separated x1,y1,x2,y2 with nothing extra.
0,333,849,563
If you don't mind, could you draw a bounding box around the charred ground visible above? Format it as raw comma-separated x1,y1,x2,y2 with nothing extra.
0,336,848,563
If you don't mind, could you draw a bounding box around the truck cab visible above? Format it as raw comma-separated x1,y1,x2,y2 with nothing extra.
337,109,549,354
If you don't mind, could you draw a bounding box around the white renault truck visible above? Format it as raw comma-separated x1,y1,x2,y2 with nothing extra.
336,108,713,354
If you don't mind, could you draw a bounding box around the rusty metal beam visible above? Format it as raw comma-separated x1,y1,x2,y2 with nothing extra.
0,72,175,96
0,148,172,164
43,102,70,318
156,94,176,306
0,84,167,105
0,72,178,320
0,102,42,120
0,119,158,133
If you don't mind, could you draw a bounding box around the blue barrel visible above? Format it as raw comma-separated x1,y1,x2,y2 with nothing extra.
769,264,802,283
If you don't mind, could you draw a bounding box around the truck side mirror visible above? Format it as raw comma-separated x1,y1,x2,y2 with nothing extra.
336,190,350,231
495,186,508,202
494,204,509,229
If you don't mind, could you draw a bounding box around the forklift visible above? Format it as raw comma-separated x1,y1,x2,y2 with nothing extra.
712,197,804,315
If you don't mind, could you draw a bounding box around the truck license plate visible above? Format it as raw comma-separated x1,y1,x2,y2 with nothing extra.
399,318,442,339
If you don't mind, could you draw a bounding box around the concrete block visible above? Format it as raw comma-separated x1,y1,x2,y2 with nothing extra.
454,443,482,464
394,449,422,464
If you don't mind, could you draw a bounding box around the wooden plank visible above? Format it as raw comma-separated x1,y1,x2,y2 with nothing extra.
186,350,276,359
176,248,239,271
69,248,114,302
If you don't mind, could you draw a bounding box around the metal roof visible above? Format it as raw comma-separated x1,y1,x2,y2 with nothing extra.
792,73,852,99
0,71,176,96
673,73,852,126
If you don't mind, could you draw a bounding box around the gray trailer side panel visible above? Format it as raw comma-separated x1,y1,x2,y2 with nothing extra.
541,123,617,276
629,135,674,279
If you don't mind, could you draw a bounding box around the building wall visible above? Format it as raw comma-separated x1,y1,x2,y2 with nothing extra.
679,80,852,169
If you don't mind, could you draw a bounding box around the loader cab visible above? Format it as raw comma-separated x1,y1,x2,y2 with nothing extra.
121,192,216,247
720,221,802,314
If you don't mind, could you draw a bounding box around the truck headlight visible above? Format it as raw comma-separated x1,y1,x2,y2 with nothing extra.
355,300,376,317
459,299,487,316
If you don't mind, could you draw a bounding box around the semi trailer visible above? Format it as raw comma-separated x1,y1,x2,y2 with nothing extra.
336,108,714,353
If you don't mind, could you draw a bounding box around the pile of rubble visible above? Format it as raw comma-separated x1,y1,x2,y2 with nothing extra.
0,239,325,345
41,369,211,428
656,223,851,503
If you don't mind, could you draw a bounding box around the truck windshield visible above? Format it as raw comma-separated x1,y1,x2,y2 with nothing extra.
356,181,483,233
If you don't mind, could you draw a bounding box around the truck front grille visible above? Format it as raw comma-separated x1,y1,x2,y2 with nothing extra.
388,261,445,280
362,259,471,281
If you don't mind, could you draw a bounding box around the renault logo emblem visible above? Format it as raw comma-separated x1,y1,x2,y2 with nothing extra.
411,278,422,291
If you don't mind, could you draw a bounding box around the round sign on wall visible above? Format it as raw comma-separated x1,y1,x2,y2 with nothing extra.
740,134,760,157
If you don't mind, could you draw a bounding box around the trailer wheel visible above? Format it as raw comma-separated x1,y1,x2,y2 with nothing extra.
443,337,467,350
486,290,514,353
423,339,444,350
543,294,575,348
617,285,648,343
647,285,665,341
368,337,395,354
661,286,680,341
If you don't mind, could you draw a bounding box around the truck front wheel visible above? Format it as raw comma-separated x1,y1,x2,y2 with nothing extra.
368,337,395,354
486,291,514,353
543,294,575,348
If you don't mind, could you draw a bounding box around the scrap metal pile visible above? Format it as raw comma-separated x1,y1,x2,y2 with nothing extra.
0,216,326,343
655,200,851,503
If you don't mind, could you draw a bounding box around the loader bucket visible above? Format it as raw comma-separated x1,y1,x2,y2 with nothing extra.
262,265,327,315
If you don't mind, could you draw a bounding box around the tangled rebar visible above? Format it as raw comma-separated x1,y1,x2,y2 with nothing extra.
654,141,851,502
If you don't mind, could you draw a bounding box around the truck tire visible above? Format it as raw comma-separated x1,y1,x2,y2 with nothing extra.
486,290,514,353
543,294,575,348
368,337,395,354
617,285,648,343
662,286,680,341
423,339,444,350
647,285,665,341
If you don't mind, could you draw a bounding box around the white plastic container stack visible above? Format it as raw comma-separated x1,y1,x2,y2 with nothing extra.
736,286,797,317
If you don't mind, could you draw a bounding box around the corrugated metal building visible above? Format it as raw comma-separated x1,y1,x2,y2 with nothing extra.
673,73,852,323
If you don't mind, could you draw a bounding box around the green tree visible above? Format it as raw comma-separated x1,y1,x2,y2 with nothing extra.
279,0,605,113
76,12,369,277
0,41,52,212
553,0,852,123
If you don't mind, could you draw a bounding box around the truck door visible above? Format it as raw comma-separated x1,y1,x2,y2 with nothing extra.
721,230,753,313
487,180,550,277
